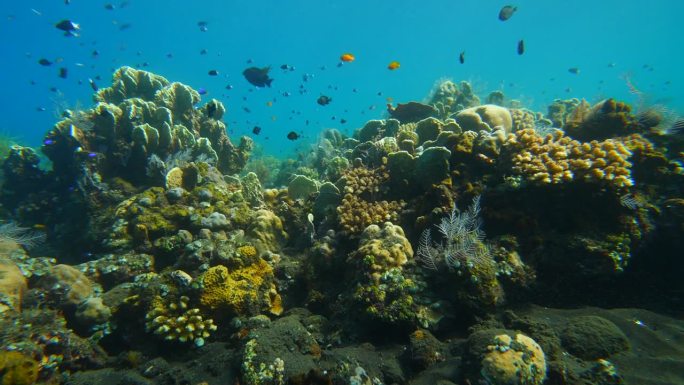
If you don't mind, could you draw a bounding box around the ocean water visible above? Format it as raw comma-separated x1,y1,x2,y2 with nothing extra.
1,0,682,154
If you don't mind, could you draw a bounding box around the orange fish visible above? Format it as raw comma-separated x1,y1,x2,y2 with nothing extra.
387,61,400,70
340,53,355,62
266,101,273,107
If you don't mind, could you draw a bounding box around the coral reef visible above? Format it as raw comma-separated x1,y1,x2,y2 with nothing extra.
480,333,547,385
504,128,634,189
145,295,217,347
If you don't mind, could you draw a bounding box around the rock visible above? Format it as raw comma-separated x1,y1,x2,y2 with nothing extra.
561,316,630,360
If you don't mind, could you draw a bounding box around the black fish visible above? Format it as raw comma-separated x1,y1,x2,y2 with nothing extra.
459,51,465,64
340,118,347,124
208,69,219,76
242,66,273,87
568,67,580,74
104,3,115,10
58,67,68,78
517,39,525,55
88,78,98,91
252,126,261,135
200,49,208,55
317,95,332,106
38,58,52,66
55,19,80,36
499,5,517,21
198,21,208,32
287,131,300,140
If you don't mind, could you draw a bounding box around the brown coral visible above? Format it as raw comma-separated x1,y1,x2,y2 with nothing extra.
505,129,633,189
337,165,405,234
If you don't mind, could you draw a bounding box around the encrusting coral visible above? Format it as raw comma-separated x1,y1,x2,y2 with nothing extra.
504,128,633,189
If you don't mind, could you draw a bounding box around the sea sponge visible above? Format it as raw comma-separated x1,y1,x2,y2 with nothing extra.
456,104,513,133
564,98,639,141
481,333,546,385
505,128,633,189
145,295,217,347
199,260,281,316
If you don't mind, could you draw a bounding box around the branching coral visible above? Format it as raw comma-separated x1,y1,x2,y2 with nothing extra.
336,165,404,234
504,128,633,189
145,295,217,347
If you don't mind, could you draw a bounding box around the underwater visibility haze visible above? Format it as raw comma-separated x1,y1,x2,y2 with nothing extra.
0,1,683,385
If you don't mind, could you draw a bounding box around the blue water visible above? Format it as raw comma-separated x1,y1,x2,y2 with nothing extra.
1,0,682,156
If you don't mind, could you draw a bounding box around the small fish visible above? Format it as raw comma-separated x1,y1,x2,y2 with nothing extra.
499,5,517,21
243,66,273,87
387,61,400,70
517,39,525,55
104,3,115,10
340,118,347,124
36,107,46,112
58,67,68,78
252,126,261,135
339,53,355,62
38,58,52,66
118,23,132,31
88,78,98,91
459,51,465,64
287,131,300,140
200,49,208,55
266,101,273,107
92,50,99,58
208,69,219,76
198,88,208,95
317,95,332,106
568,67,580,74
225,84,233,90
55,19,80,36
198,21,208,32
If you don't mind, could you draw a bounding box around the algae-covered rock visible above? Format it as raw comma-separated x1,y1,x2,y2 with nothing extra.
561,315,630,360
288,174,319,200
414,146,451,188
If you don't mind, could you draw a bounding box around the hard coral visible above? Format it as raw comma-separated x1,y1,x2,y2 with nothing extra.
145,295,217,347
481,333,546,385
199,260,281,316
505,128,633,189
337,165,405,234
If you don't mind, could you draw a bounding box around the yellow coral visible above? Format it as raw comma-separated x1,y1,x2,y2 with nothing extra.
236,245,258,259
199,260,280,316
0,351,39,385
506,129,633,189
481,333,546,385
355,222,413,280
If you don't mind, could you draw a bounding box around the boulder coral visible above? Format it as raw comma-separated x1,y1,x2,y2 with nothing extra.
456,104,513,133
480,333,547,385
354,222,413,279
